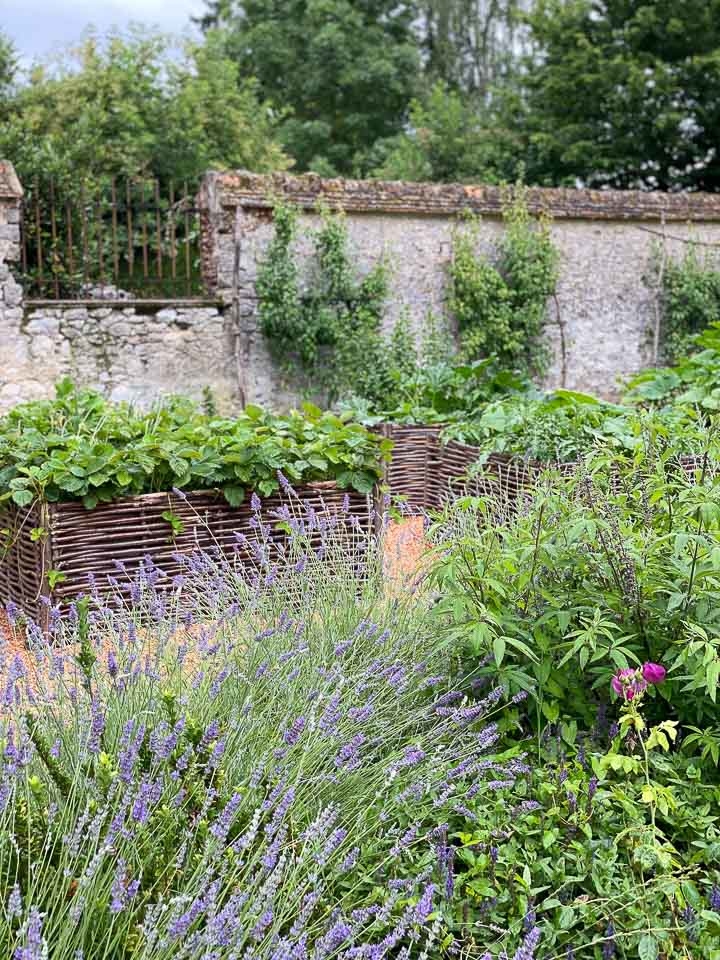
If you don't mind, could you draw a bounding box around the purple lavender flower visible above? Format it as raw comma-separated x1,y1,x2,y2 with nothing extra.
14,905,44,960
513,925,541,960
602,922,616,959
588,776,599,803
8,885,22,917
334,735,364,770
210,793,243,843
681,903,699,941
334,639,353,658
277,471,296,497
87,698,105,755
132,776,162,825
118,721,145,783
283,716,307,746
252,908,273,940
317,827,348,866
709,885,720,912
110,859,140,913
5,600,19,626
320,694,342,733
414,883,434,923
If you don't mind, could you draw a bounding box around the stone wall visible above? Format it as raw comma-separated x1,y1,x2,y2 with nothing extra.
0,162,239,413
199,171,720,404
0,163,24,409
4,161,720,412
7,302,236,410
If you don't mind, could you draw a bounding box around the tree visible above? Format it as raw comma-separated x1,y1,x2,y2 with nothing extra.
371,81,521,182
199,0,421,175
0,28,289,187
521,0,720,191
0,31,17,104
418,0,531,95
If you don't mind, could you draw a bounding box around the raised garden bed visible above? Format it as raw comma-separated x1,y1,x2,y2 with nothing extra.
378,424,712,514
376,423,444,511
0,481,373,626
377,424,577,511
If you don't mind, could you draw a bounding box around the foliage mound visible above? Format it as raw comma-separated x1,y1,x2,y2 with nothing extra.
626,322,720,413
344,358,530,427
433,437,720,730
0,381,388,510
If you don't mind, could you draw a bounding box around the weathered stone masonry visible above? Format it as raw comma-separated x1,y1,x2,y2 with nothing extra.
4,161,720,412
0,162,236,412
200,171,720,405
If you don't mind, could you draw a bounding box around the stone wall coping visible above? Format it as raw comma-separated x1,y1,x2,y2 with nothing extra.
0,161,23,200
24,298,224,309
203,170,720,223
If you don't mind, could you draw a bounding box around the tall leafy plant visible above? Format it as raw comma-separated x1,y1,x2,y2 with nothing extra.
257,203,394,404
449,189,559,377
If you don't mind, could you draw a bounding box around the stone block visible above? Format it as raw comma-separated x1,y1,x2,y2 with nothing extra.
24,314,61,337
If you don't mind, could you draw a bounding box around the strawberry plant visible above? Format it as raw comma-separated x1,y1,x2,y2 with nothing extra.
0,380,390,510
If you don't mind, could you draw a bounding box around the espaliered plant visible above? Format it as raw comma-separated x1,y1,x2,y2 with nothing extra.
449,189,559,377
0,380,390,510
652,242,720,364
257,203,392,403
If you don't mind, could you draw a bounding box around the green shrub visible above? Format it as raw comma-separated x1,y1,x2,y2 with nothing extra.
448,728,720,958
627,321,720,412
431,433,720,731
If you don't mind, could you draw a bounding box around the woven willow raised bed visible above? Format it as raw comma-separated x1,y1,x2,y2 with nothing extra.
378,424,575,511
377,423,444,511
0,482,374,625
378,425,713,513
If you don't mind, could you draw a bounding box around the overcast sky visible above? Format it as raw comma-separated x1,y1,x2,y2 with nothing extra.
4,0,208,60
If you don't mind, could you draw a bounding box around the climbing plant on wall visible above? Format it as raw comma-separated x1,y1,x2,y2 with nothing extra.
449,188,559,377
257,202,400,403
650,241,720,364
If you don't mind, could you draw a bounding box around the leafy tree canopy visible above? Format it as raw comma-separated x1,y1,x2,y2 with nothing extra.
521,0,720,191
0,28,290,187
371,81,522,183
0,31,17,99
199,0,421,176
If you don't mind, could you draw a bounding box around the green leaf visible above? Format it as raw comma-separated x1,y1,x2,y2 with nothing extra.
223,485,245,507
161,510,184,536
47,569,67,589
11,489,34,507
638,933,658,960
493,634,506,666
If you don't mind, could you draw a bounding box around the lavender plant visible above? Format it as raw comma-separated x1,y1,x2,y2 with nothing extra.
0,494,527,960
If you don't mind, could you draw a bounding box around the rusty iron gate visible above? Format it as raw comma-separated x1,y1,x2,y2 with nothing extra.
20,177,204,299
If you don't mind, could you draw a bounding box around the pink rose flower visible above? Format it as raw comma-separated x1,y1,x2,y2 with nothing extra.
642,662,666,685
611,667,647,700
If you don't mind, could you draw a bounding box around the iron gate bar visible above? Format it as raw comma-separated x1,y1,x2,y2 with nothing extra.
20,176,204,300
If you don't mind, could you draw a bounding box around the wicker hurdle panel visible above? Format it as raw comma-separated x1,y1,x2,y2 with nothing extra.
379,423,444,512
0,502,49,620
0,482,373,622
438,443,579,508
